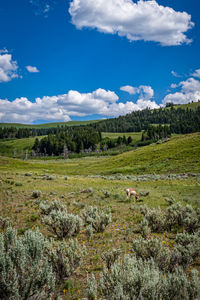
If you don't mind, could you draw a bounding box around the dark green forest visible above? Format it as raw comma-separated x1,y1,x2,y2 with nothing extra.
90,106,200,133
32,127,102,156
0,105,200,140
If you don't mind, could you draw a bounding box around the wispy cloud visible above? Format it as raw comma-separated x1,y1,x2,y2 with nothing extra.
26,65,39,73
191,69,200,79
69,0,194,46
29,0,55,16
171,70,181,78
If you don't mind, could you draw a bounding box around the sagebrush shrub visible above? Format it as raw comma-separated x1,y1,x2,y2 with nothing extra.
174,231,200,268
0,227,85,299
145,207,166,232
0,216,11,229
32,190,42,198
101,248,121,270
142,203,200,233
40,199,65,215
132,237,173,271
87,255,200,300
139,218,151,238
87,273,97,300
82,206,111,233
0,227,55,300
43,209,83,239
49,238,85,281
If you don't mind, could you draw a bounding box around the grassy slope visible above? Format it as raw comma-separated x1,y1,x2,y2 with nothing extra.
0,132,199,175
0,132,142,156
0,119,99,129
102,131,142,142
0,136,45,156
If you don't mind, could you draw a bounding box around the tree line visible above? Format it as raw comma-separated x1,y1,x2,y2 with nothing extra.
32,127,134,156
90,105,200,134
0,127,62,139
32,127,102,156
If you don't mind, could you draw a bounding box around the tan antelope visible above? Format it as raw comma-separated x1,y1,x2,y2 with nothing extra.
126,188,139,201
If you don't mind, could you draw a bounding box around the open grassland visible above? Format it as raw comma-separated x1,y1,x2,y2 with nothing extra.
0,166,200,298
0,135,45,156
0,119,99,129
174,101,200,110
102,131,142,142
0,132,200,298
0,132,142,157
1,132,199,175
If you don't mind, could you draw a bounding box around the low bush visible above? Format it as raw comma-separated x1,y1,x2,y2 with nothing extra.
0,216,11,229
32,190,42,198
0,226,85,299
101,248,121,270
139,218,151,239
0,227,55,300
42,209,83,239
82,206,111,234
40,199,65,215
49,238,85,281
87,255,200,300
142,203,200,233
174,231,200,268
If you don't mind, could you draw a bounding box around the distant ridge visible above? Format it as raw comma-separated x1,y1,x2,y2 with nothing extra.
0,119,99,129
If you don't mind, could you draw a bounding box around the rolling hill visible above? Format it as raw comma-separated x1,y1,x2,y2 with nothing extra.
0,132,199,175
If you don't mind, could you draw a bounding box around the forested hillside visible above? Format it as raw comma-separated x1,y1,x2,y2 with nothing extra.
91,105,200,133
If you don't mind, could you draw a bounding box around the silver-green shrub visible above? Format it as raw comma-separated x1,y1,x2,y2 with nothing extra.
139,218,151,238
0,216,11,229
40,199,65,215
101,248,121,270
87,273,97,300
42,209,83,239
145,207,166,232
143,203,199,233
174,231,200,268
89,255,200,300
166,203,199,233
82,206,111,233
0,227,55,300
49,238,85,281
132,237,173,271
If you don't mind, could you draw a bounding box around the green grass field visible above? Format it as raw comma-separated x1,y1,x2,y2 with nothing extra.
0,136,45,157
1,132,199,175
0,119,99,129
0,158,199,298
0,131,200,299
102,131,142,142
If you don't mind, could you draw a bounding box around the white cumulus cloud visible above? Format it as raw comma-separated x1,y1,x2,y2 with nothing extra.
0,52,19,82
163,77,200,105
120,84,154,99
69,0,194,46
0,87,160,123
26,65,40,73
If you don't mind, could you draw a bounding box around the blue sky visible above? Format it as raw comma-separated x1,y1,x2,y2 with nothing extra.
0,0,200,124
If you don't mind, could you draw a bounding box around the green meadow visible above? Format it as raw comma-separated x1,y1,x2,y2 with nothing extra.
0,131,200,299
0,119,99,129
